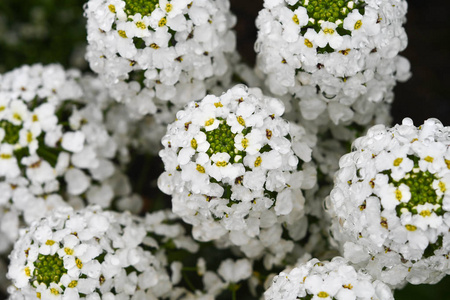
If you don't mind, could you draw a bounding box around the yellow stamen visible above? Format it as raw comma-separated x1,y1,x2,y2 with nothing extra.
395,189,402,201
191,138,198,149
393,157,403,166
292,14,299,25
45,240,55,246
108,4,116,13
205,118,215,126
323,28,335,34
405,224,417,231
76,258,83,269
237,116,245,127
354,20,362,30
158,17,167,27
241,138,249,149
135,21,146,29
214,102,223,108
439,181,446,192
317,291,329,298
68,280,78,288
64,248,74,255
424,156,434,163
254,156,262,167
118,30,127,38
304,38,313,48
196,164,205,173
216,161,227,167
420,210,431,217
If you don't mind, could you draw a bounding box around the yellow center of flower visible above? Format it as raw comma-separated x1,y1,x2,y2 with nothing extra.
205,118,215,126
45,240,55,246
241,138,249,149
191,138,198,149
25,267,31,277
393,157,403,166
216,161,228,167
237,116,245,127
317,291,329,298
196,164,205,173
292,14,300,25
354,20,362,30
424,156,434,163
0,153,12,159
395,189,402,201
76,258,83,269
323,27,335,34
118,30,128,38
439,181,446,192
158,17,167,27
166,3,173,12
405,224,417,231
419,210,431,217
64,248,74,255
135,21,146,29
254,156,262,167
214,102,223,108
108,4,116,13
304,38,313,48
50,288,59,295
68,280,78,288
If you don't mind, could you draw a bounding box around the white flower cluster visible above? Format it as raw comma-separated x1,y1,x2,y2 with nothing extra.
265,256,393,300
0,64,142,254
327,118,450,287
7,206,199,300
158,84,316,264
85,0,236,116
255,0,410,127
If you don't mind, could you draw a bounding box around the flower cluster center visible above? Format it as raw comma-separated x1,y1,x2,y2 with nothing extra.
0,120,21,144
205,121,240,160
298,0,358,24
124,0,159,17
33,254,67,287
392,169,443,217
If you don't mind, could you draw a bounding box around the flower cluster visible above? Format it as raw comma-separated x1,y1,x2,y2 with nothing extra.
255,0,410,127
327,118,450,287
158,84,316,264
85,0,237,116
0,64,142,254
7,206,200,300
265,256,394,300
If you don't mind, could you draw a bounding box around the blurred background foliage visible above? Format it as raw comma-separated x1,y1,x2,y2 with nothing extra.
0,0,449,299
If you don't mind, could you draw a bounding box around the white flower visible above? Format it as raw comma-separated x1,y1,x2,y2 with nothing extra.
327,118,450,287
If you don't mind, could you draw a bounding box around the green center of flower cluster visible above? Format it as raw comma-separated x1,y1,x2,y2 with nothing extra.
388,157,444,217
0,120,21,144
33,253,67,287
204,121,242,162
291,0,365,26
124,0,159,17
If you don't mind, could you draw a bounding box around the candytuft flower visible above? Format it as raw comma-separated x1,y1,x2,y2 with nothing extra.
327,118,450,287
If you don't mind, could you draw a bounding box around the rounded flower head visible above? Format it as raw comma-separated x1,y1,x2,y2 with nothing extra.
255,0,410,128
84,0,237,116
7,206,199,300
0,64,142,255
158,84,316,263
327,118,450,286
265,256,393,300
